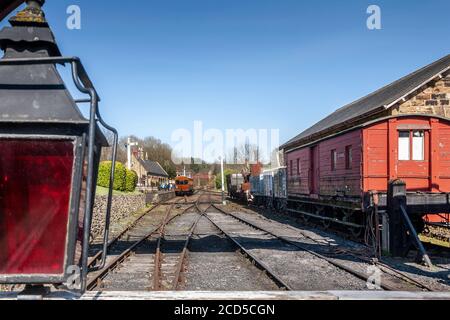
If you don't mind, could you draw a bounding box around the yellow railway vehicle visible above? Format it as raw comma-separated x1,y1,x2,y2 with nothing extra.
175,176,194,196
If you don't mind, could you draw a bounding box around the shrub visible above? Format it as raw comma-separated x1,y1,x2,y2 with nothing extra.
215,169,235,190
125,170,138,192
97,161,127,191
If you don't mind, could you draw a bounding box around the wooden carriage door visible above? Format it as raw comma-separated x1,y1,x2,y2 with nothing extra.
310,146,320,195
396,129,430,191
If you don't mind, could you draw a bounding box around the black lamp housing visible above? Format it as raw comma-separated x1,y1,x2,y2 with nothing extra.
0,0,117,292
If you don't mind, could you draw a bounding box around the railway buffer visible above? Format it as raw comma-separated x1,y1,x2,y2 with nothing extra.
0,0,117,295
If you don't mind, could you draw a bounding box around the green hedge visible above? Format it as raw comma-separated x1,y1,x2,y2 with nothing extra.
97,161,127,192
125,170,138,192
215,169,235,190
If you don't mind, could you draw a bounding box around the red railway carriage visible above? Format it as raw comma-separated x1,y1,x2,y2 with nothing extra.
282,54,450,236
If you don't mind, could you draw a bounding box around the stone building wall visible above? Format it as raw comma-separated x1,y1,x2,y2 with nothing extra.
392,73,450,117
130,155,168,187
130,155,147,185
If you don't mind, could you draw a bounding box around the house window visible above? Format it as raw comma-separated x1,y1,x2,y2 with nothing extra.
412,131,425,161
398,131,410,161
345,146,353,170
331,149,337,171
398,130,425,161
297,159,300,175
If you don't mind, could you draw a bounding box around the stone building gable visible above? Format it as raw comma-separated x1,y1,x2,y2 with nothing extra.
391,72,450,118
130,154,145,176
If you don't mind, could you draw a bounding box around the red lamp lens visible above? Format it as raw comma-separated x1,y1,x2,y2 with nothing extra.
0,139,74,275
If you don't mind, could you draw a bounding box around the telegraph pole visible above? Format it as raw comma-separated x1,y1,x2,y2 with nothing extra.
221,155,226,205
127,137,138,170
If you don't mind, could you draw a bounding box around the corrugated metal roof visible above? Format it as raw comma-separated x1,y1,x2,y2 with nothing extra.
138,159,169,177
282,54,450,149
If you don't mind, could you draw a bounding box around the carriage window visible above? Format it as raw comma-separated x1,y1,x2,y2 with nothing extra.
345,145,352,170
297,159,300,175
412,131,425,161
290,160,293,176
331,149,337,171
398,131,410,161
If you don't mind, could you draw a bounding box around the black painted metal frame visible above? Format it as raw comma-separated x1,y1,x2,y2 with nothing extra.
367,191,450,215
0,135,84,285
0,56,118,293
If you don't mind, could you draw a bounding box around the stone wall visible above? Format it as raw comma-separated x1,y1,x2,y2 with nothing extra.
392,73,450,117
145,191,175,204
91,193,146,240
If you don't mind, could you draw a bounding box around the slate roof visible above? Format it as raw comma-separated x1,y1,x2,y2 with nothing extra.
138,159,169,178
282,54,450,150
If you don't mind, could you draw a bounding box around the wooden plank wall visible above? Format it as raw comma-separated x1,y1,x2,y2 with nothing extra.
363,117,450,193
286,129,362,197
318,129,362,197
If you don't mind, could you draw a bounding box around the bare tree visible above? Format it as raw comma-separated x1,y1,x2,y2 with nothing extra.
227,142,260,165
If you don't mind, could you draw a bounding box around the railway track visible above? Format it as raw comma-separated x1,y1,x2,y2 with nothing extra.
184,195,293,291
87,197,189,291
86,191,436,292
208,204,435,292
87,192,214,291
88,191,291,292
87,196,184,270
238,201,447,290
199,205,365,291
201,210,293,290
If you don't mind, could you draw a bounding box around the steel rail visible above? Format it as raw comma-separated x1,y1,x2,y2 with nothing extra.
87,204,161,269
203,207,293,291
259,206,436,291
87,197,184,269
154,192,207,290
153,235,163,291
214,204,434,292
86,203,177,291
86,201,193,291
373,261,435,292
152,191,210,290
171,202,212,290
152,202,180,291
213,205,401,291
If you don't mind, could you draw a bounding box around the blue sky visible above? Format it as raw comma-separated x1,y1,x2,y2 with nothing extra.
1,0,449,147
